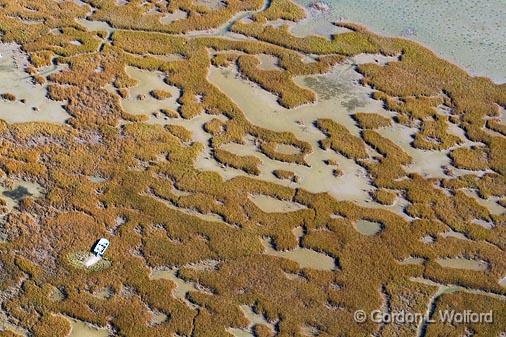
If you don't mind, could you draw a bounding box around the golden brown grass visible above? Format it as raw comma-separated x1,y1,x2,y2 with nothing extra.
372,189,396,205
450,146,489,171
273,169,298,182
237,55,316,108
253,0,305,22
353,112,391,129
1,93,16,101
316,119,368,159
0,1,504,336
150,89,172,100
213,149,261,175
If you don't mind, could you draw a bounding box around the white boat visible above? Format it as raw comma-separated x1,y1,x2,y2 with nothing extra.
93,238,110,257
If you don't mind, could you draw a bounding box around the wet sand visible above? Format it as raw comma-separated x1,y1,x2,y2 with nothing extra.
150,268,200,308
75,19,116,35
435,258,489,272
120,66,181,116
248,194,306,213
262,227,337,271
228,305,275,337
67,318,110,337
377,124,450,178
353,219,382,236
0,179,43,212
256,54,281,71
207,64,376,203
0,43,70,124
160,10,188,24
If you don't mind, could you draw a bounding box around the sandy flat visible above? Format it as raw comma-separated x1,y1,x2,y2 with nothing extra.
0,43,70,124
67,318,110,337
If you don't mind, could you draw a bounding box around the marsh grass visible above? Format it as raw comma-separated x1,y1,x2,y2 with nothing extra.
0,1,504,336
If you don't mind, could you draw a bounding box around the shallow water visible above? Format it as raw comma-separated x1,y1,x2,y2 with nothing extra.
294,0,506,83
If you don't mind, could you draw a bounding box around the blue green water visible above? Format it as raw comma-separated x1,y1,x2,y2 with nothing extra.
294,0,506,83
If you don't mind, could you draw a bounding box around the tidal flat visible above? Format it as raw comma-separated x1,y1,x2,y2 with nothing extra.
0,0,504,336
294,0,506,83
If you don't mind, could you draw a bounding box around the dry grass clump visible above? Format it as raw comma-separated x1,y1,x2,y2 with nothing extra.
213,149,261,175
413,115,461,150
316,119,367,159
450,146,489,170
1,93,16,101
231,21,388,55
442,173,505,199
259,141,308,165
362,130,411,165
253,0,305,22
273,169,298,182
332,168,343,177
372,92,442,122
0,331,24,337
425,292,506,336
211,52,239,67
253,324,274,337
165,124,193,143
89,0,263,33
150,89,172,100
238,55,316,108
29,51,54,67
203,118,226,135
33,74,46,85
486,119,506,136
160,108,180,118
353,112,391,129
372,189,396,205
24,27,101,58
